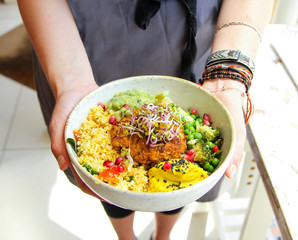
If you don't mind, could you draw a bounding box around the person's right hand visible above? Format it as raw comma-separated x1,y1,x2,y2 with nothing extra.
202,79,247,179
49,81,105,200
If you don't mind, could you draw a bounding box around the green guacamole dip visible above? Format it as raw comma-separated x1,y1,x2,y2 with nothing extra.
107,90,156,121
107,89,192,122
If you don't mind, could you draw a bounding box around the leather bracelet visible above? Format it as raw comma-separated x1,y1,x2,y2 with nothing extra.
205,50,255,76
199,63,252,91
199,71,251,92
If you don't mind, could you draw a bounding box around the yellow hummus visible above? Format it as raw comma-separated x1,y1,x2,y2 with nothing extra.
147,158,209,192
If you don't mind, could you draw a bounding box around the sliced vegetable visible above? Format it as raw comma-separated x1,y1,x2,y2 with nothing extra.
98,166,120,184
82,162,99,175
67,138,77,154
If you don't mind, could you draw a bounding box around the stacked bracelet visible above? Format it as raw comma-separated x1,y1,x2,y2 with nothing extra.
199,62,254,124
199,64,252,92
205,50,255,76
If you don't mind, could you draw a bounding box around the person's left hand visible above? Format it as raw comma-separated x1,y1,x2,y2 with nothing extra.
202,79,247,178
49,81,104,199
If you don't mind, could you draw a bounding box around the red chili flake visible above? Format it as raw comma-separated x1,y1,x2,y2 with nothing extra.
163,161,172,170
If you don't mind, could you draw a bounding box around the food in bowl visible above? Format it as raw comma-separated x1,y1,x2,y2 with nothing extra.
67,89,223,193
147,158,209,192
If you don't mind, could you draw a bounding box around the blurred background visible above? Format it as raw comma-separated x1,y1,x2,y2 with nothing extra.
0,0,297,239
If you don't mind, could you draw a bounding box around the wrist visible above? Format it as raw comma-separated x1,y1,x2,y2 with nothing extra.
51,73,97,99
202,78,246,96
211,26,260,59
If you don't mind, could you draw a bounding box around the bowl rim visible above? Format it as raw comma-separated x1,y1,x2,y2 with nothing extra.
64,75,236,198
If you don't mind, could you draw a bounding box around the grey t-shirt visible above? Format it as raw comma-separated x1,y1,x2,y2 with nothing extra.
33,0,222,126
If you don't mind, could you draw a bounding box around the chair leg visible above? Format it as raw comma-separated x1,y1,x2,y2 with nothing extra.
240,177,274,240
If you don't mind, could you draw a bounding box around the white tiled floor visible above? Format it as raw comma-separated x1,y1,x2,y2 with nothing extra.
0,74,121,240
0,3,264,240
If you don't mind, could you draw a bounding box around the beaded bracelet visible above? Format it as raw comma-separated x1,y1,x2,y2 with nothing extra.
199,64,252,92
199,63,254,124
201,72,250,92
212,63,253,80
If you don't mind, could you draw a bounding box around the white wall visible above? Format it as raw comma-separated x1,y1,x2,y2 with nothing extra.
272,0,298,26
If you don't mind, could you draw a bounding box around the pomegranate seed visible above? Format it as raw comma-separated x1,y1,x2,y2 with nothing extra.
163,161,172,170
213,145,219,152
203,113,210,121
183,154,194,162
191,109,198,115
97,102,105,110
103,160,114,168
117,165,125,172
109,115,117,125
115,157,123,165
186,148,195,156
203,119,210,126
123,104,130,110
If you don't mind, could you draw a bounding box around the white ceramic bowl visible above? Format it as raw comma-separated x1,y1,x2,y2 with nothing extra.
65,75,235,212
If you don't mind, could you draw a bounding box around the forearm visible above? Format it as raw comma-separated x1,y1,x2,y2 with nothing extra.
17,0,95,98
212,0,275,59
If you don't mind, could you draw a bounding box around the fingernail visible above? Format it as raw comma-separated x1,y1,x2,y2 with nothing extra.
227,164,236,178
57,155,66,170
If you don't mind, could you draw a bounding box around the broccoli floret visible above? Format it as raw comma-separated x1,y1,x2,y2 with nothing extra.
193,140,212,165
211,149,222,159
196,124,220,142
214,138,223,149
186,139,198,150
